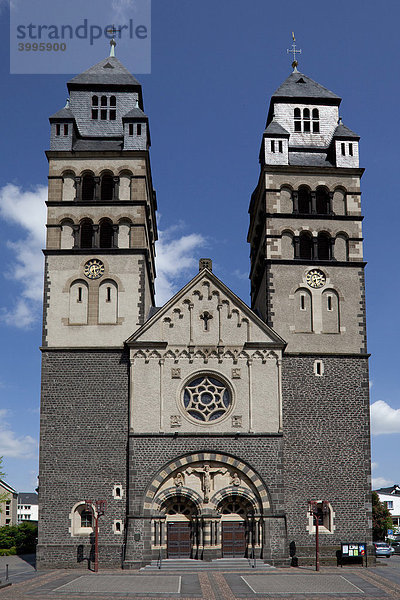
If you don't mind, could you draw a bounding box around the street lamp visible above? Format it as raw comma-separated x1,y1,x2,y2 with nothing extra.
308,500,329,572
85,499,106,573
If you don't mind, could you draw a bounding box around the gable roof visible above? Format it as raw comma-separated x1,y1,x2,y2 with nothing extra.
49,107,75,120
332,121,360,140
68,56,142,88
0,479,17,494
123,106,148,120
263,120,290,137
375,485,400,495
127,268,286,347
272,71,340,101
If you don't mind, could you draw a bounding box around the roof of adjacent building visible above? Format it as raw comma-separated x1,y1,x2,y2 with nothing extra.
0,479,17,494
68,56,141,88
333,121,360,140
263,120,290,137
376,485,400,496
18,492,38,505
272,70,340,101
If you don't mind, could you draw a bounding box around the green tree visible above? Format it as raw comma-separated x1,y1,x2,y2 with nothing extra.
372,491,393,541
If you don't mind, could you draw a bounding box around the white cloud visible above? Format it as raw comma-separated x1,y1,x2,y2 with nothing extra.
0,183,47,327
0,410,37,459
155,227,206,305
111,0,138,23
372,476,394,489
371,400,400,435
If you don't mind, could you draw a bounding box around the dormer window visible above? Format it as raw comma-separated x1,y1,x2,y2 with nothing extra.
312,109,320,133
92,95,116,120
294,107,320,133
55,123,68,136
271,140,275,153
137,123,142,135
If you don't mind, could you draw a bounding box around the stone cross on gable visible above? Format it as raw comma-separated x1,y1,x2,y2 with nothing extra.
186,464,227,503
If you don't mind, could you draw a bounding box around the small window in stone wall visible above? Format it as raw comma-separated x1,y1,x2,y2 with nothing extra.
349,143,353,156
313,360,324,377
137,123,142,135
112,484,124,499
56,124,60,136
113,520,123,534
69,502,94,536
278,140,283,153
307,501,335,534
129,123,134,136
271,140,275,153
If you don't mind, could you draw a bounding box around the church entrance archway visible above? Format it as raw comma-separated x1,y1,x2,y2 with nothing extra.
218,495,255,558
161,497,198,559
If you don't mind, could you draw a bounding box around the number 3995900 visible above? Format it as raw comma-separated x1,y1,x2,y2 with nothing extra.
18,42,67,51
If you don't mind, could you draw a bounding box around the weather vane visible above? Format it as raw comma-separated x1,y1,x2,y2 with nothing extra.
107,25,122,57
287,32,302,71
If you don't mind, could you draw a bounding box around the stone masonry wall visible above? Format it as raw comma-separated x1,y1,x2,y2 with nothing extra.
282,355,372,556
37,349,129,569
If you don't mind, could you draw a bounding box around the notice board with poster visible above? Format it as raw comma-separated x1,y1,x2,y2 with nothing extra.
340,543,367,566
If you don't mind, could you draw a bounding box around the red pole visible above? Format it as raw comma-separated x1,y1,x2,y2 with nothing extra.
315,515,319,572
94,514,99,573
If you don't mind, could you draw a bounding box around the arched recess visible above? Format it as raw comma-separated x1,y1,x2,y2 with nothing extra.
294,288,312,333
299,231,313,259
279,186,292,213
143,452,271,515
281,230,294,259
98,279,118,324
80,219,94,248
81,172,95,201
99,218,114,248
317,232,332,260
118,219,131,248
62,171,76,202
298,185,311,214
118,170,132,201
316,186,330,215
100,171,114,201
332,188,346,215
60,219,74,249
335,233,348,261
69,280,88,325
322,289,340,333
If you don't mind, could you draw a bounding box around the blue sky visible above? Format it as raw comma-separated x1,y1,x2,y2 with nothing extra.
0,0,399,492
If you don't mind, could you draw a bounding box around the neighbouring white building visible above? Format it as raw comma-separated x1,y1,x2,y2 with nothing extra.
0,480,18,526
17,493,39,523
375,486,400,532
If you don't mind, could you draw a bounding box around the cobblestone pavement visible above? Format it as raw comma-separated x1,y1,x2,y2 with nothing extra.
1,566,400,600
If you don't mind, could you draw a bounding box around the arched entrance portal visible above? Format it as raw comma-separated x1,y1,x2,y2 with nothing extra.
218,495,255,558
161,497,198,558
146,452,272,562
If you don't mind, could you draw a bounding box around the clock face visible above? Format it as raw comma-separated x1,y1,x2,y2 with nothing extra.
306,269,326,289
84,259,105,280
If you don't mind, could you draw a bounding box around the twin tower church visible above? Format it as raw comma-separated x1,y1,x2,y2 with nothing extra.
37,49,372,568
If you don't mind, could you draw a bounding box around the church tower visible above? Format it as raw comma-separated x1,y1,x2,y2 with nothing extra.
38,50,158,566
248,54,372,558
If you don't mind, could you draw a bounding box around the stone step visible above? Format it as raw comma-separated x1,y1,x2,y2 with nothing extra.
138,558,274,571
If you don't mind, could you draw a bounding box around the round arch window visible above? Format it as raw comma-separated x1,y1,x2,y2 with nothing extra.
182,374,232,423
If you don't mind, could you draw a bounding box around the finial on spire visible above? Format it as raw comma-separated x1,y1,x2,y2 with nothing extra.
107,25,121,57
287,32,302,71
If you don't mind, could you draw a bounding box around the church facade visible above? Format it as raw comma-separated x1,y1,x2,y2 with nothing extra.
37,53,372,568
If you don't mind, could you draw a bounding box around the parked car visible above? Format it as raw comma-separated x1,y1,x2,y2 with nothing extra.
374,542,395,558
390,541,400,555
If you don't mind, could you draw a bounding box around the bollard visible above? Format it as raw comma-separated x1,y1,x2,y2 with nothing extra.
5,564,9,581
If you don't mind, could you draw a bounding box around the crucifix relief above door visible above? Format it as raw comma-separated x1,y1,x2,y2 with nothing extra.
186,463,228,503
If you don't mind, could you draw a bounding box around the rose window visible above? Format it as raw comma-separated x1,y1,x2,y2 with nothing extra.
183,376,231,422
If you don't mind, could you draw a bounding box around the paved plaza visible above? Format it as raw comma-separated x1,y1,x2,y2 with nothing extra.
1,556,400,599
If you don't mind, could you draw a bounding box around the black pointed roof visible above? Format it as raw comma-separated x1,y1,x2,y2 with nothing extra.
68,56,141,88
272,70,340,101
263,120,290,137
